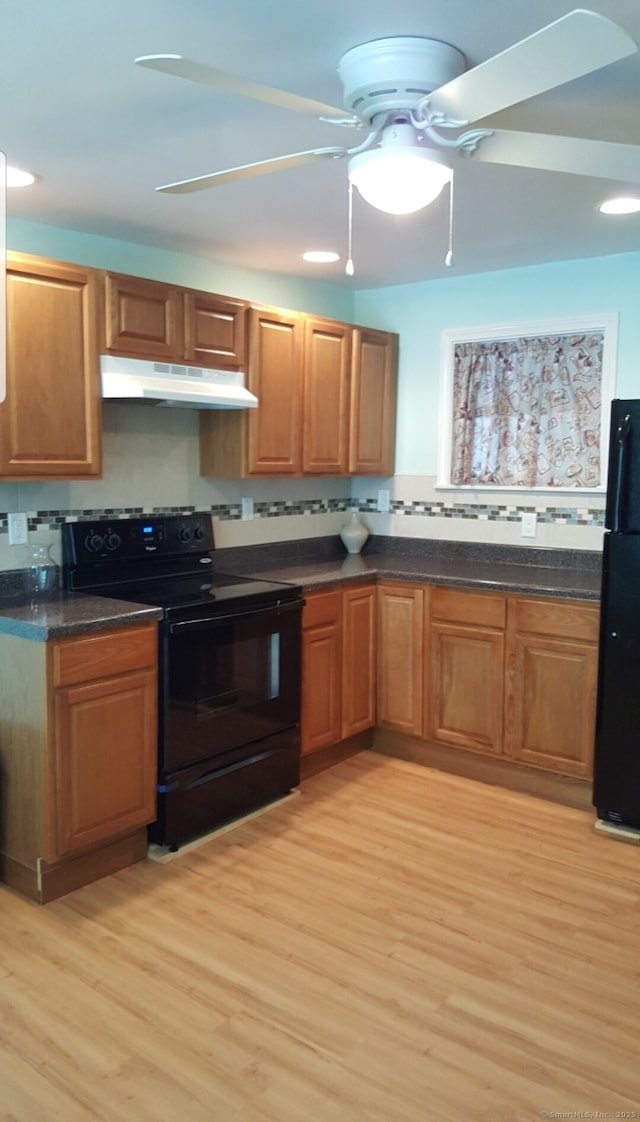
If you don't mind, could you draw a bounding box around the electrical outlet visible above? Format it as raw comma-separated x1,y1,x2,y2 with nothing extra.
8,512,28,546
521,512,537,538
241,497,254,521
377,489,390,513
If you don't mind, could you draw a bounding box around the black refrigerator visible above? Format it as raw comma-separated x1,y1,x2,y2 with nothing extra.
593,398,640,828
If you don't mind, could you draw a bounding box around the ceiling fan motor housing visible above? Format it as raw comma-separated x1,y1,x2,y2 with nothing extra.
338,36,466,124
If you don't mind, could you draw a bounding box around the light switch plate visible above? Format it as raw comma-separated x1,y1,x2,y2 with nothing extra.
241,497,254,521
377,489,390,513
8,512,28,545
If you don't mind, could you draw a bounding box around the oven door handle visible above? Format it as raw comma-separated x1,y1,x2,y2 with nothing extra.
167,598,302,634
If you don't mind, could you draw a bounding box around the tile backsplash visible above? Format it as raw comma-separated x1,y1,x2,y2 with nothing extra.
0,485,606,572
0,405,606,572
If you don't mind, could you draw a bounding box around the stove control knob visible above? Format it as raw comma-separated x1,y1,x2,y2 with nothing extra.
194,525,206,542
178,526,193,544
104,532,121,551
85,533,104,553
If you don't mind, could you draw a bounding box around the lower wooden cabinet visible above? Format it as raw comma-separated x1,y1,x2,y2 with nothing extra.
377,582,425,737
342,583,376,738
52,625,158,857
0,622,158,902
427,587,506,756
376,581,599,781
504,596,599,778
301,590,342,755
301,583,376,757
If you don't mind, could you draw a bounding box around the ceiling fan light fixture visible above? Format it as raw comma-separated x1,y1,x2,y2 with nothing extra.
599,196,640,215
348,124,451,215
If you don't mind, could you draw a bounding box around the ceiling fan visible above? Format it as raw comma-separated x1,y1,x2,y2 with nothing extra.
135,9,640,218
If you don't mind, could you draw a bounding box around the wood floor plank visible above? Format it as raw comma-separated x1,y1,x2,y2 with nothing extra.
0,750,639,1121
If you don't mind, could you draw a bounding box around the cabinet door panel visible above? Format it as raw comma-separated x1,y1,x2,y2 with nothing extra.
428,623,504,754
104,273,183,360
303,319,351,474
2,255,101,479
55,669,157,857
349,328,398,475
505,624,597,778
377,583,424,736
342,584,376,738
504,596,599,778
184,291,248,369
246,308,303,475
301,621,342,755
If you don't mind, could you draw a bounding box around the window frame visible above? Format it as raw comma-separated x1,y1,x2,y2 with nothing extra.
437,312,619,493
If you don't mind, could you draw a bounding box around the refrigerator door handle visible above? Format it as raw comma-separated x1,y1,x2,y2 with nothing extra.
611,412,632,532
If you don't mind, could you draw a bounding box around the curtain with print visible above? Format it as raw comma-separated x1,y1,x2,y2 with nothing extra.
451,332,604,488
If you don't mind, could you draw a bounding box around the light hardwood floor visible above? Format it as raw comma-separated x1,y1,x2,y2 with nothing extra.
1,751,639,1122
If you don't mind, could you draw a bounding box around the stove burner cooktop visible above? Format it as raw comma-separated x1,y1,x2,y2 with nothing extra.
102,571,299,617
61,514,302,618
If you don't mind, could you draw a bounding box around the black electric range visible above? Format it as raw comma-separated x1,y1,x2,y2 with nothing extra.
62,514,303,850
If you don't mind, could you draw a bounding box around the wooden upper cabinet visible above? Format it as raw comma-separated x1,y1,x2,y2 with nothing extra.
103,273,249,372
104,273,184,360
204,306,305,477
243,306,303,475
200,309,397,479
302,318,351,474
349,327,398,475
183,290,248,369
1,253,102,480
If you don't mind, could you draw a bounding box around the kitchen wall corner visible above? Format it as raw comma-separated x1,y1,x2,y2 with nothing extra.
350,475,605,552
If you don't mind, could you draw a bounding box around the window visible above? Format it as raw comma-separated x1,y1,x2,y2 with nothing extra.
438,314,618,491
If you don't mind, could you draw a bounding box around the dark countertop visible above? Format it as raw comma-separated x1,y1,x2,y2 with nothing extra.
223,548,602,602
0,591,162,641
0,535,602,640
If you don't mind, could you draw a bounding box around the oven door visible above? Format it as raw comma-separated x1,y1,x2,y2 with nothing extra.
160,599,302,775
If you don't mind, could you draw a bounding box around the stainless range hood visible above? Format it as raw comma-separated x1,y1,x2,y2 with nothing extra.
100,355,258,409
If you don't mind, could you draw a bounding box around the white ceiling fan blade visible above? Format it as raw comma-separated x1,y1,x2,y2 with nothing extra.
428,10,637,126
136,54,356,123
471,129,640,183
156,148,347,194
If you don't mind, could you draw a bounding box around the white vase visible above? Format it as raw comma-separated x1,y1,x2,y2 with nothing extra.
339,510,369,555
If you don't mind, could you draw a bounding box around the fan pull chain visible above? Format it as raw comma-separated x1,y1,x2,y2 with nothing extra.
345,180,355,277
445,171,454,268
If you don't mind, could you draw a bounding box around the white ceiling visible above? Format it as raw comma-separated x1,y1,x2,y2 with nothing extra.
3,0,640,289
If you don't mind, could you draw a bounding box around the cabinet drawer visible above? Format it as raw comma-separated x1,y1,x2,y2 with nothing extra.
303,589,342,629
52,624,157,687
431,587,506,629
509,596,599,642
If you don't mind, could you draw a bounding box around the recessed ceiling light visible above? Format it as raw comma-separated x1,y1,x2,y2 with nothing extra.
302,251,340,264
5,166,37,187
599,196,640,215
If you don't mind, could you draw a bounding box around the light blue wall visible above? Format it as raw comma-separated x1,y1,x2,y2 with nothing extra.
8,218,355,322
354,252,640,475
3,223,637,557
